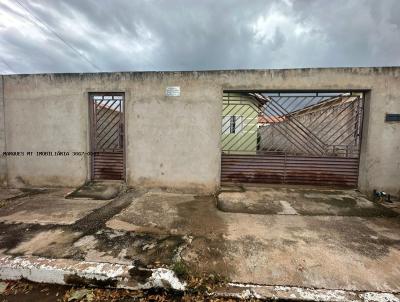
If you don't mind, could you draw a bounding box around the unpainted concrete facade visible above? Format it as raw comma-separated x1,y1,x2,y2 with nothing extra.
0,67,399,196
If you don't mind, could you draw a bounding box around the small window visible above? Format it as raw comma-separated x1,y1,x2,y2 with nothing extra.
229,116,236,133
222,116,243,134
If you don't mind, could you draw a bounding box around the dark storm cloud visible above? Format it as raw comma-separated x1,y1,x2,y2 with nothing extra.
0,0,399,74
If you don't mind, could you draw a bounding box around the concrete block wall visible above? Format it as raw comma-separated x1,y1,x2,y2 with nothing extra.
1,68,399,196
1,72,222,193
3,74,89,188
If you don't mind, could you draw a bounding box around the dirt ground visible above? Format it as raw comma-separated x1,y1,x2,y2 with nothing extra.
0,183,399,296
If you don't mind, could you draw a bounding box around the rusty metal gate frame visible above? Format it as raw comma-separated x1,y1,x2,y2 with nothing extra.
89,92,126,181
220,90,366,187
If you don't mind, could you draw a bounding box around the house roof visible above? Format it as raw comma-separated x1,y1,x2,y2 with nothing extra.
289,94,359,116
258,115,285,124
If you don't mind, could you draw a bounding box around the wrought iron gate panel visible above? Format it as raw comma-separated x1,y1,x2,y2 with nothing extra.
221,92,363,187
90,93,125,180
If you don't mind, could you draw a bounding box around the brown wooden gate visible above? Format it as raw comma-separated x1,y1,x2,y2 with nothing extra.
221,92,364,187
89,93,125,180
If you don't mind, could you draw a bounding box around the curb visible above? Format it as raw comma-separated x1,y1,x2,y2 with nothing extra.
0,255,185,291
214,283,400,302
0,255,399,302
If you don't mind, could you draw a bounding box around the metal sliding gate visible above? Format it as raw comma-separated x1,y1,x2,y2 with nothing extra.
89,93,125,180
221,91,364,187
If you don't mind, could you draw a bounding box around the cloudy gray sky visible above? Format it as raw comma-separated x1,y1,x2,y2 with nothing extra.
0,0,399,74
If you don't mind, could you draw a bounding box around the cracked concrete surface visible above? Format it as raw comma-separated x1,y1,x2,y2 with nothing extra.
0,189,26,202
0,184,399,296
65,181,124,200
218,186,397,217
0,188,110,225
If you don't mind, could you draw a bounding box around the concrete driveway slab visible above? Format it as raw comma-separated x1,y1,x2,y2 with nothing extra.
196,214,400,292
107,189,400,292
218,186,398,217
0,188,109,225
1,186,400,295
66,181,124,200
0,189,25,202
0,189,187,270
0,188,46,203
106,192,222,236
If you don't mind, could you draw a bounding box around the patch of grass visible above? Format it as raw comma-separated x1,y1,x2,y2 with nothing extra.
171,261,189,280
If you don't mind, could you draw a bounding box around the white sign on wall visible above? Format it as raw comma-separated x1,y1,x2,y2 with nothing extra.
165,86,181,97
